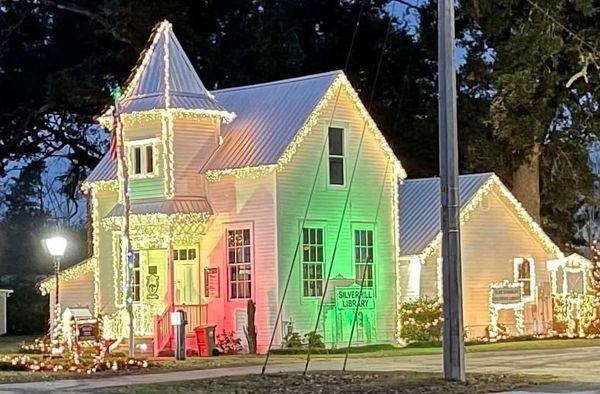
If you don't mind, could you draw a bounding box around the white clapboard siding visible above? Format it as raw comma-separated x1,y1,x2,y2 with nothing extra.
49,270,95,329
172,118,219,197
276,88,397,345
97,189,119,315
204,173,278,352
421,190,555,338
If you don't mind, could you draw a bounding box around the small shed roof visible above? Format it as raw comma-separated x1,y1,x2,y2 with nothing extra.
398,173,492,255
105,198,213,218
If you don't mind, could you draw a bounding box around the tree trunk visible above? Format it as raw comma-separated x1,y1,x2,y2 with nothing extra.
512,142,541,223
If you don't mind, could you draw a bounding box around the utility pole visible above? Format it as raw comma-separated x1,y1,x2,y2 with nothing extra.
438,0,465,382
112,88,135,358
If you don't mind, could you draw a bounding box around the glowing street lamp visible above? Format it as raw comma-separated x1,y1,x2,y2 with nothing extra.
43,236,67,344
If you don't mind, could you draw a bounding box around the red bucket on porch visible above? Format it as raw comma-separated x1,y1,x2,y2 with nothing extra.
194,325,217,357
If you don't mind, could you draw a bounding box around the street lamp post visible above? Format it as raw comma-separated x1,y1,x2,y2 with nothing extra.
43,236,67,342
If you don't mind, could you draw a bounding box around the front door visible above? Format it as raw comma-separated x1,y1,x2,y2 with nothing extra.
173,247,198,305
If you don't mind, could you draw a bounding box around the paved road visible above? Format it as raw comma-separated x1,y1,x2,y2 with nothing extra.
1,346,600,392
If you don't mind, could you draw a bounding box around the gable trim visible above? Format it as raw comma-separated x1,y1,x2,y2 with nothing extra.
204,73,406,182
413,174,562,260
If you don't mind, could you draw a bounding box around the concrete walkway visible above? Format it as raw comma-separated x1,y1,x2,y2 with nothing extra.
1,346,600,392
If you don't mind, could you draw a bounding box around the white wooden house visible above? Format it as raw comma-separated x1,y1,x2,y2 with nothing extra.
397,173,568,339
40,20,404,355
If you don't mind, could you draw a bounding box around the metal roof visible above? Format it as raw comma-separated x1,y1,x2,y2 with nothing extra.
116,21,230,115
105,198,213,218
86,70,341,183
204,71,341,171
398,173,493,255
86,154,116,183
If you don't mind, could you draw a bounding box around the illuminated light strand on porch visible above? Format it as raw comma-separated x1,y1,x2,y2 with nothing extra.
102,212,211,250
392,177,404,344
102,304,160,339
552,293,596,338
91,188,101,316
204,74,406,182
488,280,524,340
418,175,563,260
38,258,97,295
112,232,124,307
81,179,119,194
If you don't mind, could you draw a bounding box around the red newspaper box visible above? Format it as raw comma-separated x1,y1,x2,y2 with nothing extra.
194,325,216,357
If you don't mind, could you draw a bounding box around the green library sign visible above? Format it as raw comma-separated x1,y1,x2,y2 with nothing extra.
335,285,375,310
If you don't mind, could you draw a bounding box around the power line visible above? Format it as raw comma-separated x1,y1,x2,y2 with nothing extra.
303,3,397,374
260,0,368,375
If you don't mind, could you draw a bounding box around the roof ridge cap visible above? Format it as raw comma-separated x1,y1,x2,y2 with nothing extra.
211,70,342,94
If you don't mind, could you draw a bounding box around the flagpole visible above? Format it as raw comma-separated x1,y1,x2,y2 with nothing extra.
112,88,135,358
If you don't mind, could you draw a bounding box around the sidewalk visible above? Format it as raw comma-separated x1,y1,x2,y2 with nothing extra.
1,347,600,392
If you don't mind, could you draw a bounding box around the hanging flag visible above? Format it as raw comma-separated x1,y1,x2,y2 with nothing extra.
109,87,123,161
109,109,119,160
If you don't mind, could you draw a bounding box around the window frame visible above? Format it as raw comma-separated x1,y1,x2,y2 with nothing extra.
128,138,158,179
353,224,376,289
513,257,536,303
225,224,254,300
301,225,326,298
326,123,348,188
131,251,141,303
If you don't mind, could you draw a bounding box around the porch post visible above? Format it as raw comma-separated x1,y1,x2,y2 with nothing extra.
167,227,175,310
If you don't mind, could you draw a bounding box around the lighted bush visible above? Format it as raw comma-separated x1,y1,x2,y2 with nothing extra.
400,298,443,343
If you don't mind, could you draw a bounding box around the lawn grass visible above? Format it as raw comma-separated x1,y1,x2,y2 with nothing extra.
0,337,597,384
0,336,37,354
94,370,555,393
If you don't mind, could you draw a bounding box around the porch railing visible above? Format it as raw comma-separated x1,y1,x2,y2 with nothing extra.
153,304,208,356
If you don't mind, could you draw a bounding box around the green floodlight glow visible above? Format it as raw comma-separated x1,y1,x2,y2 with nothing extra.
111,86,122,101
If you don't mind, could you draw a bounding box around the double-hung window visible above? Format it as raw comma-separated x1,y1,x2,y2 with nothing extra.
514,257,535,301
130,140,155,176
131,251,141,302
328,127,345,186
354,229,374,287
302,227,324,297
227,229,252,299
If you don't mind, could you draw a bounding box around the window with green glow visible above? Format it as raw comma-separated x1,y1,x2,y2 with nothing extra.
227,229,252,299
354,229,374,287
328,127,345,186
302,227,324,297
132,251,141,302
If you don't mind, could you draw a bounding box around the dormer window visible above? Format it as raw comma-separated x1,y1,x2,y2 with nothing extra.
129,139,157,177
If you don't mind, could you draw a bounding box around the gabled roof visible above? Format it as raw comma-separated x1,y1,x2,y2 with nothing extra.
86,70,404,184
399,173,492,256
103,20,233,119
398,173,562,259
86,154,116,183
204,71,341,172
